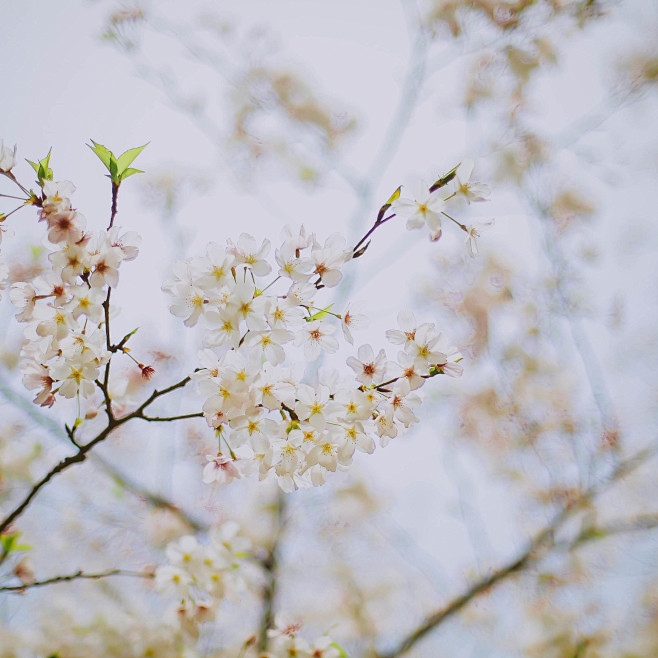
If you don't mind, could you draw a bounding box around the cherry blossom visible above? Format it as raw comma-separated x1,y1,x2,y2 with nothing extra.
0,140,16,172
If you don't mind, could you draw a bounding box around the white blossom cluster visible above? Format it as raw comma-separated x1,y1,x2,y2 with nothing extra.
155,523,251,600
155,522,253,639
264,620,341,658
7,180,140,407
164,226,463,492
392,158,493,253
156,525,341,656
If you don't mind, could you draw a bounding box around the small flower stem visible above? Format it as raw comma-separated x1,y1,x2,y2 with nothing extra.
222,434,237,460
308,306,342,319
260,276,281,294
1,171,31,196
441,211,468,232
0,193,27,201
0,206,25,221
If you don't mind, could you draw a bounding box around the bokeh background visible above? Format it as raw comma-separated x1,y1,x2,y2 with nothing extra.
1,0,657,655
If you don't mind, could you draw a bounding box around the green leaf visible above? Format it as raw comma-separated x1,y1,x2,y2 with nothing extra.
88,141,148,183
13,543,31,551
308,304,333,321
120,167,144,180
26,149,53,184
1,534,16,553
109,156,119,182
1,531,30,555
41,148,52,171
330,642,348,657
88,140,113,170
116,143,148,174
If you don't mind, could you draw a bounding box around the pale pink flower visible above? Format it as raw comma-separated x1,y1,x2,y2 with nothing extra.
346,344,388,386
107,226,141,261
202,454,241,485
45,210,86,245
294,320,338,361
392,180,446,235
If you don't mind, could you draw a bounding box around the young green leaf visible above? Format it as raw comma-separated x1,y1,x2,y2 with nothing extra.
308,304,334,321
120,167,144,180
109,156,119,181
330,642,348,658
1,534,16,553
116,143,148,174
26,149,54,184
88,140,113,170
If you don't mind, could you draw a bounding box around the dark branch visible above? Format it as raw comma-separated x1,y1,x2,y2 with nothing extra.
376,444,658,658
140,412,204,422
0,568,152,593
0,374,194,534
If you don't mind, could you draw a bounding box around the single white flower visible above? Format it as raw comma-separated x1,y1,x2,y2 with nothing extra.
465,218,495,257
227,233,271,277
294,320,338,361
453,159,490,203
340,303,368,344
392,180,446,234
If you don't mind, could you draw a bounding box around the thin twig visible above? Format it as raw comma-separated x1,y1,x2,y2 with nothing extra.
376,444,657,657
0,371,205,531
0,568,153,593
0,375,194,534
140,412,204,422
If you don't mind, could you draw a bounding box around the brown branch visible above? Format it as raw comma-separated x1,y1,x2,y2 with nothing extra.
567,513,658,549
0,568,153,593
257,490,288,652
140,412,203,423
0,374,194,535
108,180,119,229
0,371,205,532
376,444,658,658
